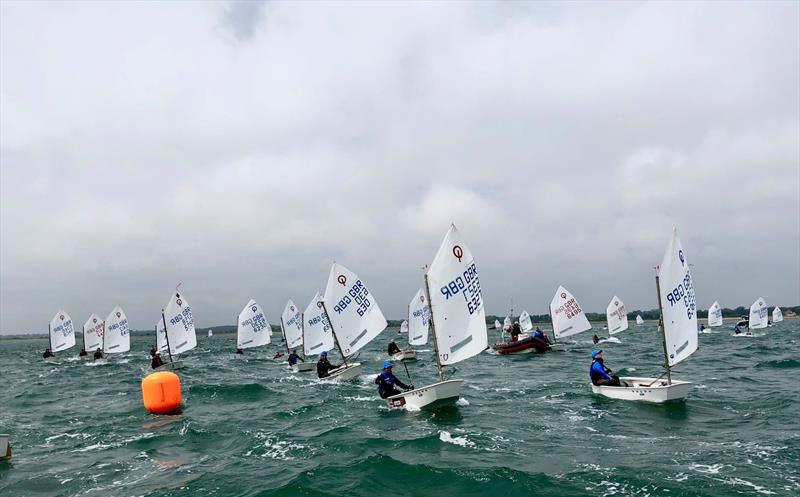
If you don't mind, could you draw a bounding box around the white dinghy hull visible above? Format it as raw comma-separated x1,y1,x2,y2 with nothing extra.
291,362,314,373
391,350,417,361
325,363,362,381
591,376,692,403
154,361,184,372
386,379,463,410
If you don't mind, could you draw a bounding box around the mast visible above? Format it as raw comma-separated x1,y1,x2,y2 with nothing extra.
548,303,557,344
280,316,290,355
48,323,53,353
319,300,348,367
406,304,410,348
654,273,672,384
160,310,175,364
423,273,443,381
300,312,306,359
82,321,86,351
101,321,106,353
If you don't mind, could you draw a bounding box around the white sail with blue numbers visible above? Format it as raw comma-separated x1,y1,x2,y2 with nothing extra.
606,297,628,335
281,300,304,350
163,291,198,355
772,306,783,323
426,224,488,366
748,297,768,329
303,291,334,357
104,306,131,354
237,299,271,350
658,227,698,367
707,301,723,327
156,317,168,352
408,287,430,346
49,310,76,353
323,263,388,357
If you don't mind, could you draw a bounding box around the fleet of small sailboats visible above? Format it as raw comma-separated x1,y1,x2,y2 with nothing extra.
40,224,792,410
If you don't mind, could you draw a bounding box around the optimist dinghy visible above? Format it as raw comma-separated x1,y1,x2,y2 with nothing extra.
281,300,314,372
636,315,644,326
154,287,197,371
319,262,388,382
707,301,723,328
47,310,76,361
591,227,697,403
236,299,271,357
386,224,487,410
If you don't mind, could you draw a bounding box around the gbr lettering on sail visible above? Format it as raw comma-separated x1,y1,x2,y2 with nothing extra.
439,251,482,315
665,251,697,320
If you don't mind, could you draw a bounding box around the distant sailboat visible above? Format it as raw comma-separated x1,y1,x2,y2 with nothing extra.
606,297,629,335
236,299,271,354
386,224,487,410
772,307,783,323
399,320,409,334
281,299,312,372
591,227,696,402
155,288,197,370
636,315,644,326
302,291,334,362
407,287,430,349
208,329,213,337
494,319,502,331
321,263,388,381
549,286,592,340
503,315,512,331
519,311,533,333
748,297,769,330
82,314,104,357
707,301,723,328
104,306,131,358
47,310,75,360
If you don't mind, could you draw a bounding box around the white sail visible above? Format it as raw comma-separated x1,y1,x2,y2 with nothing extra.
408,287,430,346
49,310,76,352
104,306,131,354
748,297,768,329
503,316,511,329
636,314,644,325
400,320,409,334
549,286,592,339
156,318,168,352
208,329,213,337
425,224,488,366
237,299,271,350
657,227,698,367
281,300,304,350
303,291,334,357
519,310,533,332
606,297,629,335
82,314,104,351
772,306,783,323
707,301,723,327
323,262,388,357
163,291,198,355
494,319,501,330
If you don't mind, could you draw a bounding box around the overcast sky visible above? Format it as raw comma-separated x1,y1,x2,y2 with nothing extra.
1,1,798,334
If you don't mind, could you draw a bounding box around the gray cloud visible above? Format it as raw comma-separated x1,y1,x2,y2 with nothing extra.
1,1,798,334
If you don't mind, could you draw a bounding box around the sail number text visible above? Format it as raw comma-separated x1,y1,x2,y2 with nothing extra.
665,271,696,319
440,263,483,315
333,279,372,317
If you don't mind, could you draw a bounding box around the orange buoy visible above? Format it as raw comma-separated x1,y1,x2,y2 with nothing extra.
141,371,182,414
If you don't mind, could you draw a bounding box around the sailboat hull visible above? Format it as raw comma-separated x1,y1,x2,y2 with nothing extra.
324,363,362,381
386,379,463,410
291,362,314,373
153,361,184,372
591,376,692,403
0,434,10,460
391,350,417,361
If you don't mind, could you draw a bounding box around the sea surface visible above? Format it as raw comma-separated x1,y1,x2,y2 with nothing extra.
1,321,798,497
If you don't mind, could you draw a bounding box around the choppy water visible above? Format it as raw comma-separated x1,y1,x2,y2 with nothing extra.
1,321,799,496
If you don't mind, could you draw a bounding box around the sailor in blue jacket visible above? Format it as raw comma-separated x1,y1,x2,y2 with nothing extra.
533,327,552,344
589,349,620,386
375,361,414,398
